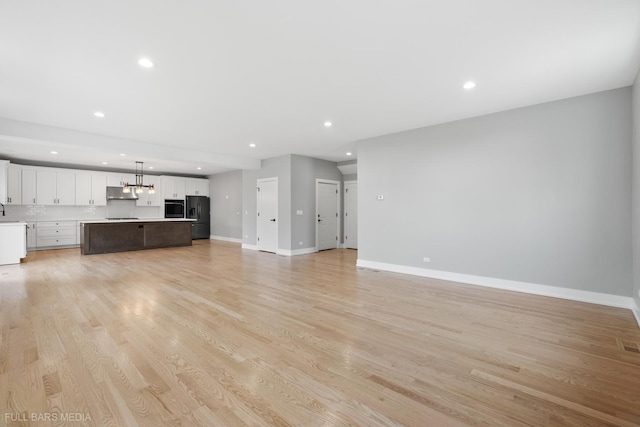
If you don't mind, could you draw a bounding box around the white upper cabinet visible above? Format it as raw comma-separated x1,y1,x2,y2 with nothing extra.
185,178,209,196
91,174,107,205
75,174,92,205
75,173,107,206
6,163,21,204
36,170,55,205
136,175,163,206
21,169,37,205
36,170,75,205
106,173,136,187
0,160,7,205
161,176,186,200
4,164,204,206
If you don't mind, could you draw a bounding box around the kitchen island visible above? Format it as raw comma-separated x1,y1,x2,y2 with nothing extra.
80,218,195,255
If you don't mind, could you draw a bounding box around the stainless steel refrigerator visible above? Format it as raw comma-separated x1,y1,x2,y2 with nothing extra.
186,196,210,239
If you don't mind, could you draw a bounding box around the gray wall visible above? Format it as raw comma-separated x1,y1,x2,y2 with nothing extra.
358,88,632,296
338,160,357,181
290,155,343,249
242,155,292,250
633,71,640,307
209,170,243,240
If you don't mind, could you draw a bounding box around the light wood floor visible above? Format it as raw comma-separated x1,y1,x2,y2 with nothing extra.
1,240,640,426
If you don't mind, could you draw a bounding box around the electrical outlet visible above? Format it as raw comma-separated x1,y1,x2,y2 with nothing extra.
225,195,229,199
299,241,303,246
423,257,430,263
296,210,303,215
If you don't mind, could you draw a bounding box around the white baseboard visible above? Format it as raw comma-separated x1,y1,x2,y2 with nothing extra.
356,259,635,312
210,235,242,244
632,298,640,328
241,244,317,256
29,244,79,251
277,247,318,257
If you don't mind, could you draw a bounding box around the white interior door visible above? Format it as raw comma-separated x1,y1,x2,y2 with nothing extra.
316,180,339,251
257,178,278,253
344,181,358,249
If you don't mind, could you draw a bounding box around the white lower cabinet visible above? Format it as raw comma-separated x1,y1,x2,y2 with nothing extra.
0,222,26,265
36,221,77,248
26,222,37,249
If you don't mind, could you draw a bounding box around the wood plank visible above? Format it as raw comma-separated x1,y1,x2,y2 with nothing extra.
0,241,639,425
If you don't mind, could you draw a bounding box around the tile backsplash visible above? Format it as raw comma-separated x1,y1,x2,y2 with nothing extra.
2,201,163,222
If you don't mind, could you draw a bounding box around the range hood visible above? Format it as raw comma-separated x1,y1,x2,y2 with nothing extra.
106,186,139,200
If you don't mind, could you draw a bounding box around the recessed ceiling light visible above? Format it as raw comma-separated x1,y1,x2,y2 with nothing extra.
463,81,476,90
51,151,58,155
101,161,108,165
346,152,352,156
249,143,256,148
324,121,332,127
120,153,126,157
148,166,154,170
94,111,105,118
197,167,202,170
138,57,154,68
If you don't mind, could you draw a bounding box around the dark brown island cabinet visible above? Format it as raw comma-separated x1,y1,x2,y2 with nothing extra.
80,220,194,255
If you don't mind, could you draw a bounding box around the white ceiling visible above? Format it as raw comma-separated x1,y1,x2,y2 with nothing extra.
1,0,639,175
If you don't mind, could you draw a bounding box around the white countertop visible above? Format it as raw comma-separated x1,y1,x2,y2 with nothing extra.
80,218,196,224
0,221,27,226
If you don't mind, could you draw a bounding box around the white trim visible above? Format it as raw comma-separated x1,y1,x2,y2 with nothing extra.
241,244,258,251
356,259,635,310
277,247,318,257
344,180,358,250
315,179,341,252
210,235,242,244
632,298,640,328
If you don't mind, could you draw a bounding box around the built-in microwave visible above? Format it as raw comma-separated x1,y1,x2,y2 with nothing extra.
164,199,185,218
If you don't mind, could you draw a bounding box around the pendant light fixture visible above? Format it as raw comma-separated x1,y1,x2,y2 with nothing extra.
123,161,155,194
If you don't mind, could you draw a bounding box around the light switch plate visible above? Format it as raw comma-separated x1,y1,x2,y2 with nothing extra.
296,210,303,215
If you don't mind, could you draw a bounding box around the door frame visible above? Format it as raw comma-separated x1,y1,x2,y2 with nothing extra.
315,179,341,252
257,177,278,253
344,180,357,249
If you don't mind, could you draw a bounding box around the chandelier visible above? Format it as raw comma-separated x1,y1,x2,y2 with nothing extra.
122,161,155,194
